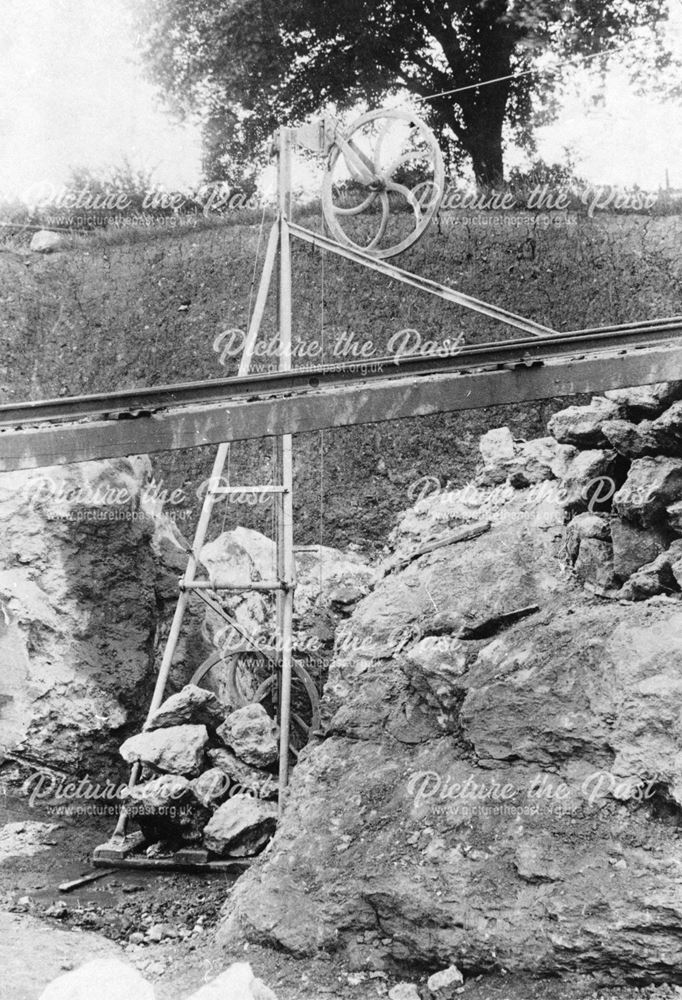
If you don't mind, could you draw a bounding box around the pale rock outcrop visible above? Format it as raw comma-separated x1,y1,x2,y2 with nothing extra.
388,985,421,1000
477,428,575,487
0,458,160,770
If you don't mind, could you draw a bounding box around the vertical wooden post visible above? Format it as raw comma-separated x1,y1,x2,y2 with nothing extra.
276,126,295,814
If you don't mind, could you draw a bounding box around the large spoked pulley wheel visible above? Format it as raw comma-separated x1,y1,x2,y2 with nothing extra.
190,650,322,756
321,108,444,259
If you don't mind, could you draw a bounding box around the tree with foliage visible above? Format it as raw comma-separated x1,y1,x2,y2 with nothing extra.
135,0,678,185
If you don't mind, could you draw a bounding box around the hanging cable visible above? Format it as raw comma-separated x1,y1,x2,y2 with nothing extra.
406,40,634,105
318,246,326,594
246,204,268,330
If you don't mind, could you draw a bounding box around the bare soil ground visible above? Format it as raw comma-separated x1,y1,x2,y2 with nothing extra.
1,784,680,1000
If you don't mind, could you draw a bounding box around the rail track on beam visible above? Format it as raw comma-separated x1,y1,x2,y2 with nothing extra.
1,318,681,472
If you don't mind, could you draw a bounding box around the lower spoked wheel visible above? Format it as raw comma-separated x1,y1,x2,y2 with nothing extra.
190,650,322,755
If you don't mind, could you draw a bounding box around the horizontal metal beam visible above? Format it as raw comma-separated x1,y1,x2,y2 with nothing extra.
2,341,682,472
0,321,680,430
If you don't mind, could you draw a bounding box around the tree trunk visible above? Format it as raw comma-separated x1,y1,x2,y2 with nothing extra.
461,122,505,187
435,104,506,188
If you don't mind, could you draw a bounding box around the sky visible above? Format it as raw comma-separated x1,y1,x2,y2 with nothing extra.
0,0,681,200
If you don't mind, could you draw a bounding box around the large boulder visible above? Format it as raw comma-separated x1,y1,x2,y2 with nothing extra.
427,965,464,998
564,513,610,561
618,539,682,601
218,704,279,768
0,459,161,771
30,230,63,253
120,724,208,776
611,518,671,580
603,402,682,458
208,747,278,799
605,381,682,419
145,684,226,731
573,537,616,590
39,959,154,1000
613,456,682,527
120,773,208,842
200,526,276,589
185,962,277,1000
218,484,682,984
203,794,277,856
557,449,620,512
476,428,576,488
548,397,621,448
191,767,232,809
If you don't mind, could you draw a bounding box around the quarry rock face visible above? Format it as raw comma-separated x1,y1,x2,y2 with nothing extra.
0,458,162,771
219,481,682,983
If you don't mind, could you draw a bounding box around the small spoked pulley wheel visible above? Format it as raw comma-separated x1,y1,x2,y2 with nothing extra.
321,108,444,259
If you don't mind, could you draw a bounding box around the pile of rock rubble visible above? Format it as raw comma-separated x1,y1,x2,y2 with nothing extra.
220,380,682,983
119,685,279,858
478,380,682,600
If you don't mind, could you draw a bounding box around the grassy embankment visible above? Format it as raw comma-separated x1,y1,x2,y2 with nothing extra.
1,211,680,548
